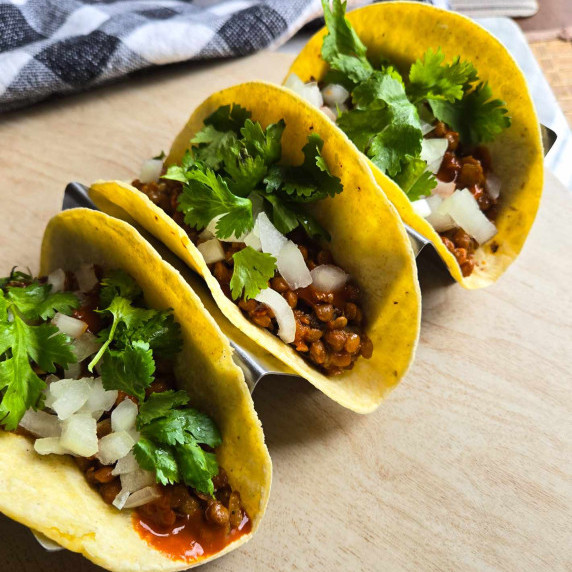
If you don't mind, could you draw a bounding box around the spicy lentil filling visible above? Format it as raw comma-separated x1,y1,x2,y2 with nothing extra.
427,122,498,277
6,268,249,549
132,177,373,376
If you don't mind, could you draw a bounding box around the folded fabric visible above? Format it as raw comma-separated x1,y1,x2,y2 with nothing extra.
0,0,441,113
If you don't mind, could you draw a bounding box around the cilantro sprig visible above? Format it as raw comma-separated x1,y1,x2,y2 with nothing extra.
134,390,222,495
89,270,181,400
0,272,78,429
319,0,511,198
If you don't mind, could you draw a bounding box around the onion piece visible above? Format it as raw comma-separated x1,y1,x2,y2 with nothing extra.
198,238,225,264
51,379,92,420
425,195,456,232
432,180,456,199
437,189,497,244
257,212,286,257
60,414,98,457
310,265,348,293
123,486,162,509
79,378,117,418
75,264,98,293
284,73,323,108
19,410,61,438
420,120,436,136
47,268,65,293
98,431,135,465
243,231,262,251
411,198,431,218
198,227,215,241
120,468,155,493
112,489,130,511
320,106,337,122
421,139,448,174
322,83,350,106
487,172,501,200
276,241,312,290
205,216,247,242
255,288,296,343
139,159,163,184
73,332,102,363
64,361,82,380
52,313,87,339
284,73,305,93
111,399,138,433
34,437,69,456
112,451,139,476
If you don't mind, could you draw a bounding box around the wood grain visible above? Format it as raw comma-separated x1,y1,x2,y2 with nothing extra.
0,51,570,572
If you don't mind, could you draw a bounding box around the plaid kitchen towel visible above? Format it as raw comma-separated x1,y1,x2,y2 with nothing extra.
0,0,442,113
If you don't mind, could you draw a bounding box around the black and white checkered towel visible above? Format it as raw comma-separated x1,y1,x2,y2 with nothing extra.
0,0,444,113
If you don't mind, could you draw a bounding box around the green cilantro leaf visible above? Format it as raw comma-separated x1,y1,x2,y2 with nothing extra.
0,290,76,430
176,443,219,496
262,193,300,235
393,157,437,201
321,0,373,85
408,48,478,104
240,119,284,165
162,151,195,183
137,390,190,427
135,393,222,495
177,168,254,239
99,269,142,309
429,82,511,145
192,126,236,170
203,103,251,134
133,438,180,486
230,247,276,301
5,283,79,321
100,340,155,401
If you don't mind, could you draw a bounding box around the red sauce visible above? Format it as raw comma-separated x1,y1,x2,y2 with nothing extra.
134,509,252,563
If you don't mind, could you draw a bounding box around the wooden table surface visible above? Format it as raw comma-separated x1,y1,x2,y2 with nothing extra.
0,52,571,572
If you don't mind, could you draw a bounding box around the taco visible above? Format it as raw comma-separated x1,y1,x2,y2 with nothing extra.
285,0,543,288
89,81,421,414
0,209,271,571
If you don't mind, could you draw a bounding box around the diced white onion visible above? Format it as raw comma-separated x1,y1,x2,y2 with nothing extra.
19,410,61,438
139,159,163,184
322,83,350,106
276,241,312,290
257,212,287,257
60,414,98,457
425,195,456,232
437,189,497,244
112,451,139,476
52,313,87,339
47,268,66,293
51,379,92,420
320,106,337,122
127,428,141,443
123,486,162,509
487,172,501,200
75,264,98,293
243,231,262,251
420,120,436,136
112,489,131,510
310,265,348,292
79,378,117,417
198,238,225,264
111,399,138,433
421,138,448,174
432,179,456,199
198,227,215,241
284,73,305,92
64,362,82,379
34,437,69,456
411,198,432,218
73,332,102,363
255,288,296,343
97,431,135,465
120,468,155,493
284,74,324,108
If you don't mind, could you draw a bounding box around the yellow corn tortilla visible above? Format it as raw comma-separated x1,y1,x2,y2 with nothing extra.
0,209,271,572
89,81,421,414
286,1,544,288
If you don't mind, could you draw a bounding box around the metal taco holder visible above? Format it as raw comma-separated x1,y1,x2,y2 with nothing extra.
34,125,556,551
